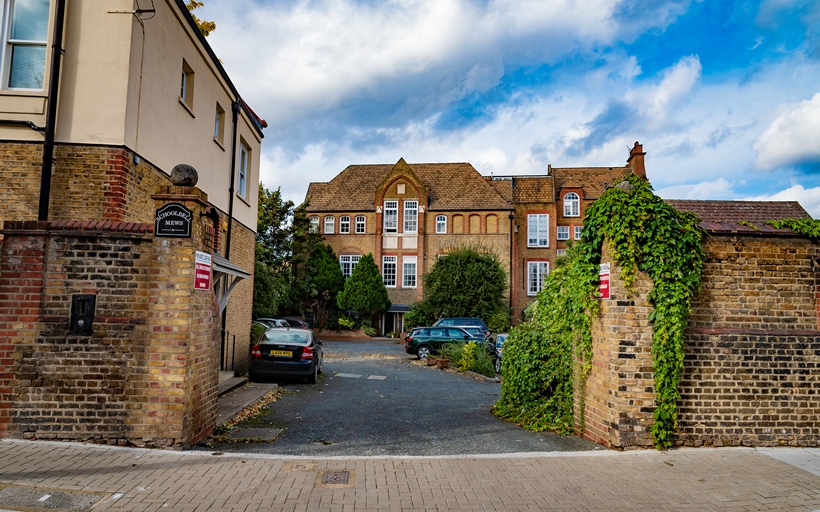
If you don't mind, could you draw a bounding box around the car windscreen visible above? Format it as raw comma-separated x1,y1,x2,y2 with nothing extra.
261,330,310,345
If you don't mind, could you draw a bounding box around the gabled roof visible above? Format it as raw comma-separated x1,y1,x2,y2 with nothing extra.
306,162,513,212
552,166,632,200
666,199,812,236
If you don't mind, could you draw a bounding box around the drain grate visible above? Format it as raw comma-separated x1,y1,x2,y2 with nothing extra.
321,470,349,485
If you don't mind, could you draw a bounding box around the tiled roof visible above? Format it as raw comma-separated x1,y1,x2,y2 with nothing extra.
552,166,632,200
486,178,513,201
306,162,512,212
666,199,812,236
509,176,554,203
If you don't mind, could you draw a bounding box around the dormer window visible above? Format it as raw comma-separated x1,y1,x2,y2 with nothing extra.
563,192,580,217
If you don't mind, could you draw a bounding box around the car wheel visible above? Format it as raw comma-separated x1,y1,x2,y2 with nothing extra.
308,362,318,384
416,345,432,359
494,357,501,374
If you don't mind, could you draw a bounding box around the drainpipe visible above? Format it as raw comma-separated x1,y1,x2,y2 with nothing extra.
509,210,515,313
38,0,67,221
225,99,240,259
221,99,240,359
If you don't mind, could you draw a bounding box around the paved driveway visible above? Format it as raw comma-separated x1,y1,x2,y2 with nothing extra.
208,338,599,456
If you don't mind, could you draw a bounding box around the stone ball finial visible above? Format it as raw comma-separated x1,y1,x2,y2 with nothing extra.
169,164,198,186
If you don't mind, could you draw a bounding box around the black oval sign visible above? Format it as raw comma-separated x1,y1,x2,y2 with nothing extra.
155,203,193,238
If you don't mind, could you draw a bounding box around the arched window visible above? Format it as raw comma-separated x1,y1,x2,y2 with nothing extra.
355,215,366,234
563,192,580,217
486,214,498,234
435,215,447,233
309,216,319,233
324,216,335,234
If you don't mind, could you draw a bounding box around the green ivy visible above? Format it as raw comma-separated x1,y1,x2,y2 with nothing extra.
494,175,704,449
766,218,820,237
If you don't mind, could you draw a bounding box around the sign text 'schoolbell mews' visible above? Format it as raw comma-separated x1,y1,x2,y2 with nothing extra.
155,203,193,238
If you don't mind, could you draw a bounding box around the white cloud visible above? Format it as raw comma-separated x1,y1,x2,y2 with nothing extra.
655,178,735,199
753,92,820,169
747,184,820,218
625,55,702,125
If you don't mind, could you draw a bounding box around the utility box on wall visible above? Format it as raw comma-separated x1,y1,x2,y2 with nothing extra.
70,294,96,336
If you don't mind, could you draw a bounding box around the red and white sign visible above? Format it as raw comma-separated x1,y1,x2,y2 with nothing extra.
599,262,610,300
195,251,212,290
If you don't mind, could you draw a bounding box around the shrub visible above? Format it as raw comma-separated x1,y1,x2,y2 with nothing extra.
459,341,478,371
488,310,511,333
438,343,464,366
337,316,356,330
363,326,377,337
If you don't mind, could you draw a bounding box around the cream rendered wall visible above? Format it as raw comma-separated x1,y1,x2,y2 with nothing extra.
0,0,260,232
121,0,260,231
55,1,133,145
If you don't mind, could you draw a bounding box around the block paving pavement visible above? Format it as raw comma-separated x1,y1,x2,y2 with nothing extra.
1,440,819,511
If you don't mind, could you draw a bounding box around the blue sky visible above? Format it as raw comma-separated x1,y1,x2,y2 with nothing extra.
200,0,820,216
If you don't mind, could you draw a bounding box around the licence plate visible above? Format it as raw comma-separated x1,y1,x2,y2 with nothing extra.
269,350,292,357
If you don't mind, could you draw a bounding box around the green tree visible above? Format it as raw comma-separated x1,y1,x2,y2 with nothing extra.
253,185,322,318
336,253,391,325
304,243,345,327
416,248,507,323
186,0,216,36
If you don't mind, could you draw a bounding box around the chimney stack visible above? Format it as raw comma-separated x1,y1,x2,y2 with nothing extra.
627,141,646,178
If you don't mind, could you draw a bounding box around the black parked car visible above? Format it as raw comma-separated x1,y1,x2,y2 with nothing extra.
250,328,323,383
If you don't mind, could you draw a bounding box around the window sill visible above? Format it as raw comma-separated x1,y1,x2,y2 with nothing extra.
178,97,196,118
236,193,250,207
213,137,225,151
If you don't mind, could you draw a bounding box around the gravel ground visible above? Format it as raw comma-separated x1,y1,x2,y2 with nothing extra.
206,338,602,456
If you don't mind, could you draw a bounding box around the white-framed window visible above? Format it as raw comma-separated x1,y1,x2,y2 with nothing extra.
2,0,49,89
527,261,549,296
574,225,582,240
339,255,361,278
237,140,250,198
383,200,398,233
355,215,366,234
435,215,446,234
214,103,225,144
564,192,580,217
339,215,350,234
309,216,319,234
382,256,397,287
324,215,334,234
404,201,418,233
403,256,417,288
527,214,549,247
180,59,195,109
557,249,567,257
557,226,570,241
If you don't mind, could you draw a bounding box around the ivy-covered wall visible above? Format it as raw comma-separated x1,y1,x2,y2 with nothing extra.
584,233,820,448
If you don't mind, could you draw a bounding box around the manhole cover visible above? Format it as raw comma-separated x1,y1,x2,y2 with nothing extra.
321,471,349,485
0,486,104,511
226,427,282,441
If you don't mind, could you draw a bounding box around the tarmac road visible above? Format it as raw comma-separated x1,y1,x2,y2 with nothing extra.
206,338,600,456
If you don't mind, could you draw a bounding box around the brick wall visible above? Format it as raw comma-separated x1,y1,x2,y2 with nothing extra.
0,188,225,447
581,235,820,448
582,244,655,448
222,222,255,375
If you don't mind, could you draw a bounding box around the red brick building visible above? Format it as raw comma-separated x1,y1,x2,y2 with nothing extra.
306,143,648,329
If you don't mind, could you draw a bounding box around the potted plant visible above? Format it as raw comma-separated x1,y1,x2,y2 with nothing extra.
436,357,450,369
426,355,438,366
